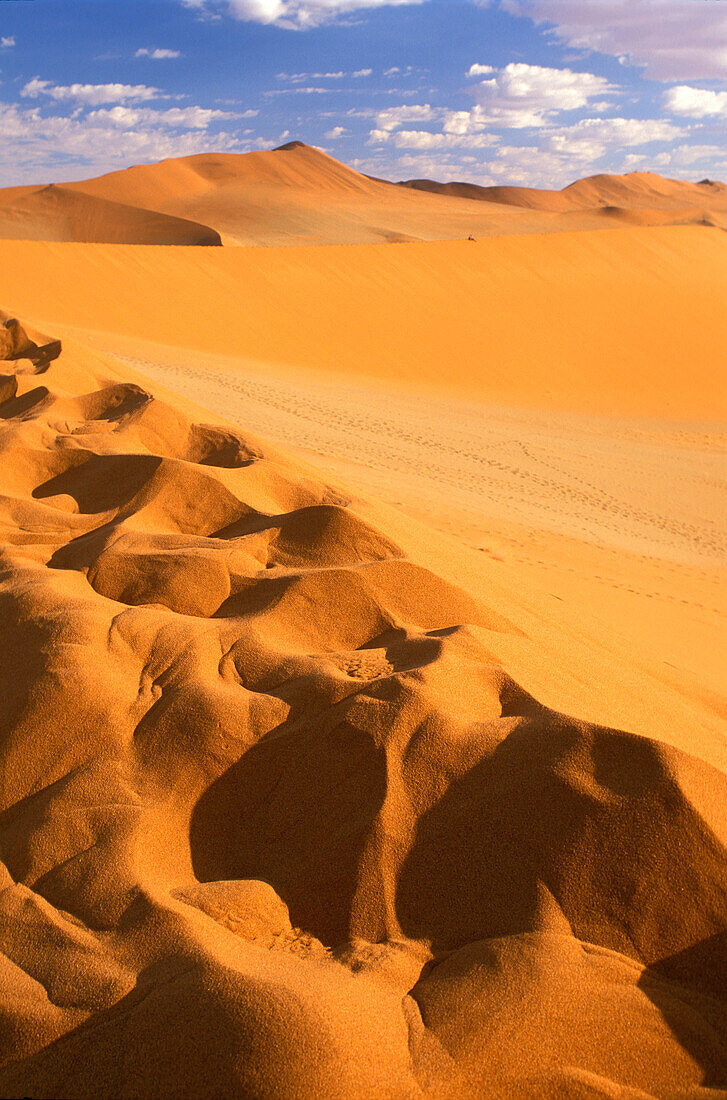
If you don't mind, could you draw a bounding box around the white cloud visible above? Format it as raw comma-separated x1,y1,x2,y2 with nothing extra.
471,62,616,127
21,79,163,106
664,84,727,119
384,66,400,76
325,125,347,138
85,104,248,130
623,144,727,172
1,36,15,48
0,98,264,187
202,0,423,29
467,63,494,77
277,70,345,80
264,86,331,95
352,68,373,77
497,1,727,81
135,48,183,59
547,116,684,157
370,128,496,149
375,103,436,130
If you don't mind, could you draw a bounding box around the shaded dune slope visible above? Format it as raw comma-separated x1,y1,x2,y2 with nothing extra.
0,184,221,245
2,144,722,245
402,170,727,226
0,310,726,1096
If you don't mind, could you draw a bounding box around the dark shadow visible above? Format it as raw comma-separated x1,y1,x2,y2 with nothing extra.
213,574,292,619
82,383,152,423
32,453,161,514
46,519,119,571
189,714,387,946
394,712,727,1083
187,424,259,469
0,385,51,419
640,934,727,1086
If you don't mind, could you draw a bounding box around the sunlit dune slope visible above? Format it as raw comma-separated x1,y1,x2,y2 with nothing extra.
0,183,221,245
1,143,722,245
63,142,584,244
402,169,727,222
0,224,725,420
0,312,726,1096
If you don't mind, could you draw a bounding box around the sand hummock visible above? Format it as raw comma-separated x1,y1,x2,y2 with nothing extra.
0,308,725,1098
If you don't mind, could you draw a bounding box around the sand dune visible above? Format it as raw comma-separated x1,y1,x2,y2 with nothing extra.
1,144,723,245
0,184,221,245
0,311,726,1097
403,169,727,223
0,224,725,419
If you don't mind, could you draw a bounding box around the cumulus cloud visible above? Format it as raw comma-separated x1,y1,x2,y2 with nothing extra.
370,128,496,149
135,48,183,59
497,1,727,81
664,85,727,119
325,125,347,138
623,144,727,173
546,116,684,157
470,62,616,127
85,105,249,130
21,79,163,106
467,63,494,77
375,103,437,130
1,36,15,48
190,0,422,29
0,98,264,187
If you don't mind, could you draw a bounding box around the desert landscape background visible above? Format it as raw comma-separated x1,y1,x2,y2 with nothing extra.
0,141,726,1098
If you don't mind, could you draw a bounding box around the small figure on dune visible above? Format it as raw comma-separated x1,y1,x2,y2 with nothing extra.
467,234,476,242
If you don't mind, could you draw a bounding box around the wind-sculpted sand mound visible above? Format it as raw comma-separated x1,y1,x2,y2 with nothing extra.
0,313,726,1098
0,184,221,245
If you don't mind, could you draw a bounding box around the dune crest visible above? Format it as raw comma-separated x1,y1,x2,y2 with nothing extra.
0,184,221,246
0,312,726,1096
2,144,724,245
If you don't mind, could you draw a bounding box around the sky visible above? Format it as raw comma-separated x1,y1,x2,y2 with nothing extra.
0,0,726,189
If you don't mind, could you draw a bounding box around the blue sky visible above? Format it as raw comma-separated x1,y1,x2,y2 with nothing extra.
1,0,726,188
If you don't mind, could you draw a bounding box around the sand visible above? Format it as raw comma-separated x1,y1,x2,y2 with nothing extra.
0,148,726,1098
1,143,726,246
0,225,726,420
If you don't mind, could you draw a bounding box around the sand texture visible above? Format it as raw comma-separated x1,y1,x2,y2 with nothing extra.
0,299,726,1098
0,223,726,420
0,184,222,246
0,145,726,1097
0,143,725,245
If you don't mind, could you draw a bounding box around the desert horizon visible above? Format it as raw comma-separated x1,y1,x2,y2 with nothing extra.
1,2,726,1097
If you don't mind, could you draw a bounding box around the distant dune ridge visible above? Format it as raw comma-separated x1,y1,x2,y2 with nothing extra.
0,142,725,244
0,310,726,1097
0,141,726,1096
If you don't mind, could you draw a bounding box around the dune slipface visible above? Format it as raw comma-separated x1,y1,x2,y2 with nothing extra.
0,185,221,246
0,313,726,1099
3,145,723,247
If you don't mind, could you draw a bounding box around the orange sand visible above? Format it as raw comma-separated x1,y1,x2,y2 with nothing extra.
2,143,725,245
0,146,726,1098
0,225,725,420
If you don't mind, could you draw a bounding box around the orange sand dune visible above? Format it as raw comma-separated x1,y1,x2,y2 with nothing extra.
3,143,723,245
65,142,589,244
0,224,725,420
0,311,726,1097
0,183,221,245
403,169,727,218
